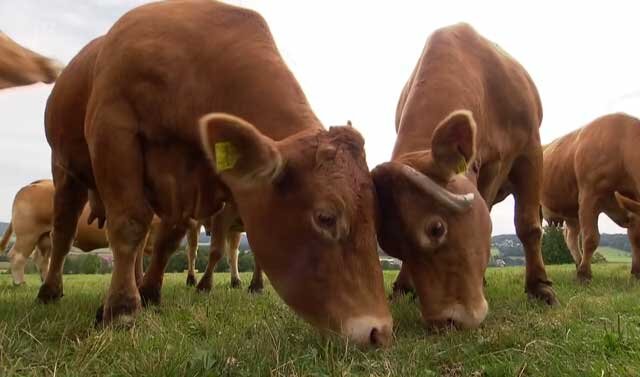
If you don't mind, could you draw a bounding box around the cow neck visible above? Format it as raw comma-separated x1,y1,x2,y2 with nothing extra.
218,45,324,142
243,104,323,142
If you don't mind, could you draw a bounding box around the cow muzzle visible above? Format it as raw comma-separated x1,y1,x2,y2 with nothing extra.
342,315,393,347
424,299,488,330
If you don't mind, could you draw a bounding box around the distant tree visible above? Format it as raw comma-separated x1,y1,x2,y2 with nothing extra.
541,225,574,265
238,251,255,272
599,234,631,252
214,255,230,272
166,250,188,273
592,252,607,264
191,246,230,273
63,257,79,274
78,254,102,274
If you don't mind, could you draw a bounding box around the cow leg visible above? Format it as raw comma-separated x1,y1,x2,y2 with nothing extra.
627,222,640,279
138,221,188,305
196,205,236,292
185,223,199,287
576,195,600,283
228,233,241,288
564,219,582,268
511,153,558,305
89,102,153,324
37,167,87,302
35,234,52,282
248,259,264,294
134,238,147,287
391,264,415,299
7,235,38,286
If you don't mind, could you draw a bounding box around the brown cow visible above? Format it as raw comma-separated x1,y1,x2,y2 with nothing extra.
39,1,391,346
0,179,166,285
0,179,243,288
0,32,62,89
372,23,558,329
541,113,640,281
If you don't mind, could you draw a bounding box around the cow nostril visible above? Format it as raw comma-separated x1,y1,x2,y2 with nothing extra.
368,326,392,347
369,327,380,346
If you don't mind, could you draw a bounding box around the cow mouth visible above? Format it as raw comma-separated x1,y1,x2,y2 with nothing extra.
421,299,489,331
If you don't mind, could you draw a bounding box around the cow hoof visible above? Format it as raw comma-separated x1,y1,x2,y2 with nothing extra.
196,279,212,293
186,274,197,287
577,270,592,284
230,277,242,289
138,285,161,306
36,283,63,303
248,282,263,294
526,282,559,306
95,297,141,327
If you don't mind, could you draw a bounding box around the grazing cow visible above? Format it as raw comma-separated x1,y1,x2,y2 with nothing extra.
0,179,164,285
39,0,391,346
372,23,558,329
541,113,640,281
0,32,62,89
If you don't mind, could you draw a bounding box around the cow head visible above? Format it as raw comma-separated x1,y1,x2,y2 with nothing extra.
372,110,491,329
200,113,392,347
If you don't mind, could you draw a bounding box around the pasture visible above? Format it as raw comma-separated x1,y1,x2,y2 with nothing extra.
1,265,639,376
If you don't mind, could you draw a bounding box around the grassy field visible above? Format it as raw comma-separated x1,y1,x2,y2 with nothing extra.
597,247,633,263
1,265,639,376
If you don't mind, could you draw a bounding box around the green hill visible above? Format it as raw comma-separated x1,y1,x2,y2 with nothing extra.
597,246,632,263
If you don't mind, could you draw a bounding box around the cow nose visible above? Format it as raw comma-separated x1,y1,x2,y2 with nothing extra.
344,315,393,348
369,325,393,347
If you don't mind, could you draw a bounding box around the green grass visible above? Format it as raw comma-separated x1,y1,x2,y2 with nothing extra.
597,247,632,263
1,265,640,376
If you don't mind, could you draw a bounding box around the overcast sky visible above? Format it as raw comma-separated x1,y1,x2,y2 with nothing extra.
1,0,638,235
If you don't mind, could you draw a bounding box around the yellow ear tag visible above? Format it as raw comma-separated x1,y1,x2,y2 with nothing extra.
214,142,239,172
455,158,468,174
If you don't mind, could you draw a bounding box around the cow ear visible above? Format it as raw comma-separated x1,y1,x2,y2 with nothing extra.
199,113,283,187
431,110,477,179
615,192,640,217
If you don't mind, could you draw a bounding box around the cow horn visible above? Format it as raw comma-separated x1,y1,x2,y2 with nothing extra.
399,164,474,213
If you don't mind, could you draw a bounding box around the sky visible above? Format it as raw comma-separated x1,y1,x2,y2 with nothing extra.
1,0,639,235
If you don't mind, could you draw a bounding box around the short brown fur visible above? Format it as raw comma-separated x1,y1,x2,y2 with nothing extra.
373,24,557,329
541,113,640,280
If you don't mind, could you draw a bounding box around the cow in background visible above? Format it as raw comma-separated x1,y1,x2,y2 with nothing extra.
542,113,640,281
373,23,558,329
0,179,163,285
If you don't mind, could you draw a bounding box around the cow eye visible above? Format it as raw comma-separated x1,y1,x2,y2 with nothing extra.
425,218,447,244
429,221,446,238
316,212,337,228
311,207,347,241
